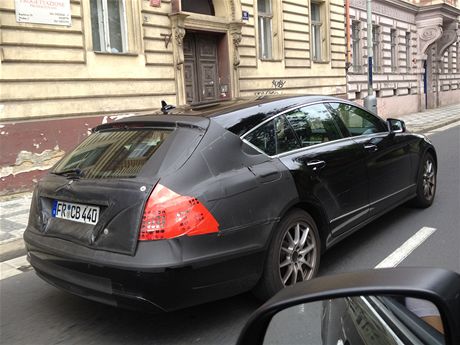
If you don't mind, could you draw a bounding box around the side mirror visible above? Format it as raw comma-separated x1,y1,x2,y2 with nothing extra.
387,118,407,133
237,268,460,345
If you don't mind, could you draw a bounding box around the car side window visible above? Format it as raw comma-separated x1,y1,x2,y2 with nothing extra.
328,102,387,136
284,103,343,147
245,115,300,155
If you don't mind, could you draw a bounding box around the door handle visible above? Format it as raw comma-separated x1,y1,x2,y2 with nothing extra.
306,160,326,171
364,144,378,152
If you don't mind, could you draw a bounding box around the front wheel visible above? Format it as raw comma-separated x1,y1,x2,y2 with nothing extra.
253,209,320,300
412,152,436,208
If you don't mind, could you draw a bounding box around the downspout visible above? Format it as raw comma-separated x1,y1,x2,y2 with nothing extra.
345,0,352,70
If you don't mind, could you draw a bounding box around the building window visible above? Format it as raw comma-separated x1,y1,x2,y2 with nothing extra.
310,1,330,62
448,46,453,73
390,29,397,72
372,25,380,73
457,42,460,73
90,0,127,53
352,21,361,72
181,0,215,15
405,32,411,73
257,0,273,59
311,2,323,61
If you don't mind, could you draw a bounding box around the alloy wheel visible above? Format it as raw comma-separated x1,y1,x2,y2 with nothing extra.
278,221,318,286
422,159,436,200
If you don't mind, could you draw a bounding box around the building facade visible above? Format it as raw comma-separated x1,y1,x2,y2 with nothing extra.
0,0,347,194
346,0,460,117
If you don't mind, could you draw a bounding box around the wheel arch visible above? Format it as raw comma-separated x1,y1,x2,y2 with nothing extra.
271,200,330,255
425,147,437,167
294,202,330,254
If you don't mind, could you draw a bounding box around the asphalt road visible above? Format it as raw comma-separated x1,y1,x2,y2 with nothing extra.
1,125,459,345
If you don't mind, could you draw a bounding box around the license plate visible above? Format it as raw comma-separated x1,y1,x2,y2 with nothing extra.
52,200,100,225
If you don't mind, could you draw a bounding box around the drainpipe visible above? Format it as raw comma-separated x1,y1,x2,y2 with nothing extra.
345,0,352,70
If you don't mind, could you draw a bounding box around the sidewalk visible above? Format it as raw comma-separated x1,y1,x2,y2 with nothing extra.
1,103,459,264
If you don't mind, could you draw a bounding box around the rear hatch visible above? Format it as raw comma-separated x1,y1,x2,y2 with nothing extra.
27,118,207,256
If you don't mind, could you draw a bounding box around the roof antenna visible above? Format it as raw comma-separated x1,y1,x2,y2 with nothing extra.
161,100,175,114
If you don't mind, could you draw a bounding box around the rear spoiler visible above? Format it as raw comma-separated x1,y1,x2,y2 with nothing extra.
93,115,210,133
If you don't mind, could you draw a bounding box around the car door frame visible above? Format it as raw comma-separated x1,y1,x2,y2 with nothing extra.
240,100,371,247
326,101,415,218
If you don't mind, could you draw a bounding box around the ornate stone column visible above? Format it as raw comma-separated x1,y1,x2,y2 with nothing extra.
415,20,443,110
229,21,243,99
433,27,459,107
169,13,189,105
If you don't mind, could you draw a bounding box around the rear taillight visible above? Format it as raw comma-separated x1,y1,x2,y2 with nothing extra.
139,184,219,241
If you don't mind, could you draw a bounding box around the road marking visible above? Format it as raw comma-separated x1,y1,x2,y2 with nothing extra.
375,227,437,268
0,255,31,281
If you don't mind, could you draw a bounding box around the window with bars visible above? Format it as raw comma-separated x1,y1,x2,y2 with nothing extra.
448,46,453,73
372,25,380,73
90,0,127,53
390,29,397,72
257,0,273,59
352,21,361,72
405,32,411,73
457,42,460,73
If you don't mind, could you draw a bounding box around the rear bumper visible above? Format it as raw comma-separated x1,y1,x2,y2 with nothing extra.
24,230,265,311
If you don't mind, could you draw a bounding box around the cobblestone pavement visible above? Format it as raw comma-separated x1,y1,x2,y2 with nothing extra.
0,104,459,264
398,103,460,133
0,194,32,243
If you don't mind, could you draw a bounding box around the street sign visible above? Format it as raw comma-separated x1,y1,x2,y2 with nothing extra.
242,11,249,21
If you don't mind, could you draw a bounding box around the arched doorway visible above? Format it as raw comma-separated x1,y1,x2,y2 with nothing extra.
170,0,242,105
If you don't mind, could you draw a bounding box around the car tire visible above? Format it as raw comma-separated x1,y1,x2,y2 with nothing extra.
412,152,436,208
253,209,321,300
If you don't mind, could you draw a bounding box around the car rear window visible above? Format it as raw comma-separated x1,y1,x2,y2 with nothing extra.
53,128,172,179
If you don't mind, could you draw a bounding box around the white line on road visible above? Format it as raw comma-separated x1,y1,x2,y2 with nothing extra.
374,227,437,268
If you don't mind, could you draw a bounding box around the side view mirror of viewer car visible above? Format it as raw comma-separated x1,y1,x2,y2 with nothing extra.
237,268,460,345
387,118,407,133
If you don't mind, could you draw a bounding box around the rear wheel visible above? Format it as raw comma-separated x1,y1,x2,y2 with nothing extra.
413,152,436,208
253,209,320,300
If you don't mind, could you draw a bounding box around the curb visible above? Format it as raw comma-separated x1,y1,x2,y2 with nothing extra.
0,238,26,262
409,118,460,134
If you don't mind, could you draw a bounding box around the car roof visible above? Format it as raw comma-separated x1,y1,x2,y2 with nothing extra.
153,95,342,117
106,95,347,135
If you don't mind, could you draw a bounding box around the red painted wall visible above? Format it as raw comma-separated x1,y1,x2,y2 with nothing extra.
0,115,113,195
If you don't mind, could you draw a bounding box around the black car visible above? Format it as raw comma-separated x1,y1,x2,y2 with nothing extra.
24,95,437,311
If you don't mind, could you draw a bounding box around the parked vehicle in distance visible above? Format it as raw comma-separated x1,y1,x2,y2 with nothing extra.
24,95,437,311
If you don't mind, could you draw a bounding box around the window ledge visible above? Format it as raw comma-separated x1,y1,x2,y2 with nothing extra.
93,51,139,57
259,58,283,62
312,60,331,64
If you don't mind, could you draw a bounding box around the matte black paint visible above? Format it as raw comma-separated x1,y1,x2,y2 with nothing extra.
24,96,437,310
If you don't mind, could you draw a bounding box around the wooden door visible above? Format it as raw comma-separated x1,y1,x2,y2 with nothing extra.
184,33,219,104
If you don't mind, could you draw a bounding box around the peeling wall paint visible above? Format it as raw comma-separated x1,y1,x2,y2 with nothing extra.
0,114,116,194
0,112,148,194
0,146,65,178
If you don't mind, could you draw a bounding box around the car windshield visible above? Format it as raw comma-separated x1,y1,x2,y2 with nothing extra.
52,128,172,179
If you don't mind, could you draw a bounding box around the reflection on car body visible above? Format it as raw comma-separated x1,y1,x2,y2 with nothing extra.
322,296,445,345
24,95,438,310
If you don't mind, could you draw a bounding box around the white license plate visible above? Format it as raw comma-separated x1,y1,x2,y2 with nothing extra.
52,200,100,225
